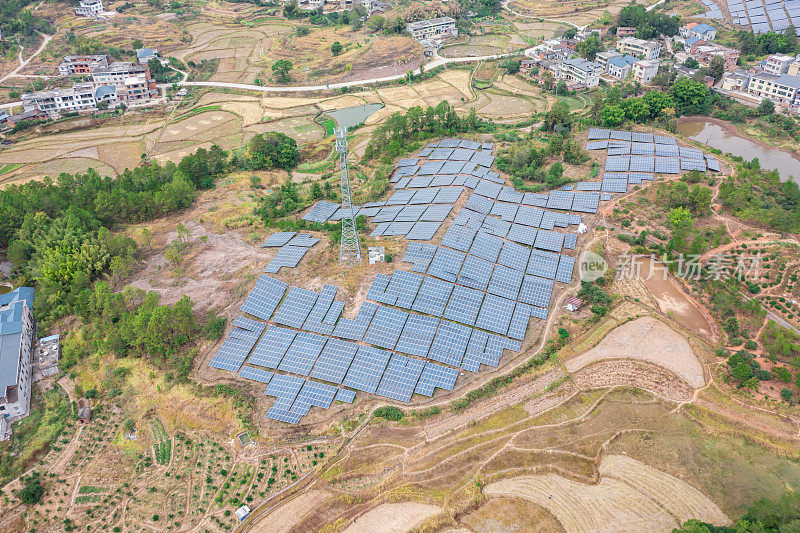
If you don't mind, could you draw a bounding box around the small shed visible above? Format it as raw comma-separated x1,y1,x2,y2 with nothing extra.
564,297,583,312
235,504,251,522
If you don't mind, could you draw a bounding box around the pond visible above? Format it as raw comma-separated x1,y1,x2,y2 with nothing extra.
325,104,383,131
677,118,800,183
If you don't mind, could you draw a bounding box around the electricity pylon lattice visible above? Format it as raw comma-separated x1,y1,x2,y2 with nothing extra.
336,126,361,266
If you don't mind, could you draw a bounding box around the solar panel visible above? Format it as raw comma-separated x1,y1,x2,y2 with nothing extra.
247,326,296,369
514,205,544,227
498,240,531,272
564,233,578,250
335,388,356,403
469,231,503,262
546,191,574,211
630,142,655,156
239,365,274,384
342,345,392,393
655,144,678,157
443,284,484,326
403,242,438,272
508,303,531,341
407,220,442,240
630,155,655,173
458,254,494,291
605,155,630,172
372,205,402,223
555,255,575,284
441,160,467,174
285,234,319,247
487,264,524,300
462,332,520,372
363,305,408,350
609,130,632,141
608,141,631,156
471,151,495,167
586,140,609,150
386,190,415,205
490,201,519,222
241,275,288,321
421,204,453,222
518,275,554,308
475,293,515,335
430,174,456,187
412,276,454,317
474,179,503,200
332,301,377,341
375,354,425,402
571,192,600,213
481,216,511,238
601,178,628,193
465,192,494,214
450,148,474,161
273,286,318,326
654,157,679,174
442,222,483,251
302,201,339,223
309,337,359,384
264,373,305,411
370,222,390,237
429,319,471,366
395,204,427,222
428,246,466,282
588,128,610,139
429,148,454,159
291,380,337,415
706,157,720,172
278,331,327,376
264,245,309,273
415,362,459,396
507,224,537,246
527,249,560,279
395,314,439,358
396,157,419,167
434,187,463,204
534,229,565,252
261,232,296,247
452,208,486,230
497,186,524,204
418,161,445,175
409,187,439,204
631,132,654,143
439,138,460,148
387,270,425,309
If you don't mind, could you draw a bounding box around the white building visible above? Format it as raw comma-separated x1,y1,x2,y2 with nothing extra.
595,50,622,71
632,59,659,83
616,37,661,60
58,54,108,76
560,57,602,88
405,17,458,42
679,22,716,41
764,54,794,75
746,72,800,105
74,0,104,17
22,83,97,114
0,288,35,439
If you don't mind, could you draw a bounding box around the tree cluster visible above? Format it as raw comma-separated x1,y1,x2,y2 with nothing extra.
612,2,681,38
0,0,52,51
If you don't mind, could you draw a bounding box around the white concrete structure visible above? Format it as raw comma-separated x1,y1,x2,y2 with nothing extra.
561,57,602,88
406,17,458,42
747,72,800,105
0,288,35,437
764,54,794,75
74,0,104,17
22,83,97,114
58,54,108,76
607,55,637,79
616,37,661,60
632,59,659,83
680,22,716,41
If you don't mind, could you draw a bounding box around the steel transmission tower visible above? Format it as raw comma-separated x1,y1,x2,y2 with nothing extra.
335,126,362,266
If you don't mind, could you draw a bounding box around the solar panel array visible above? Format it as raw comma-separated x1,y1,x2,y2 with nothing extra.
212,133,722,424
721,0,800,32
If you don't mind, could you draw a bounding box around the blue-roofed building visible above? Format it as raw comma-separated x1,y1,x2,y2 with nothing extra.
607,55,637,79
0,287,35,440
684,35,704,49
681,22,717,41
95,85,119,108
136,47,159,65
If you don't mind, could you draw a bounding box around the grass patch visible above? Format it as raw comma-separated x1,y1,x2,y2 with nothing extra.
0,163,23,175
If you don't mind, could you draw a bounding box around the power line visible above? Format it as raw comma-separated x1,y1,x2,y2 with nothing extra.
336,126,361,266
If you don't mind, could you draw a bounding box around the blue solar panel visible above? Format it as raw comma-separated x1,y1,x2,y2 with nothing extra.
527,249,560,279
441,224,477,252
208,323,264,372
475,293,515,335
247,326,295,369
487,264,524,300
261,232,296,247
428,246,466,282
407,221,442,240
309,337,359,384
508,303,531,341
429,319,471,366
273,286,318,327
332,301,377,341
452,208,486,230
375,354,425,402
278,331,327,376
395,314,439,358
469,231,503,262
363,305,409,350
465,192,494,214
291,380,338,416
443,284,484,326
412,276,454,317
415,362,459,396
534,229,565,252
403,242,437,272
518,275,554,308
507,224,538,246
474,179,503,199
434,187,463,204
264,373,305,411
239,365,273,384
458,254,494,291
546,191,574,210
515,205,544,227
556,255,575,284
342,345,392,393
498,240,531,272
335,388,356,403
564,233,578,250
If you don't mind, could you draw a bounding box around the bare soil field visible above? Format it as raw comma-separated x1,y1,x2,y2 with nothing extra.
564,316,706,388
484,454,729,532
344,502,443,533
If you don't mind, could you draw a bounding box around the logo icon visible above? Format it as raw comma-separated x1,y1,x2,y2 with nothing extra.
579,251,607,282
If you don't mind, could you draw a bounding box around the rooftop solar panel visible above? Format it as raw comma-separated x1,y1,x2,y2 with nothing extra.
341,345,392,393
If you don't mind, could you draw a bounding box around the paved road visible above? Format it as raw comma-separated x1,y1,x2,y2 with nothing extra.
181,51,523,93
